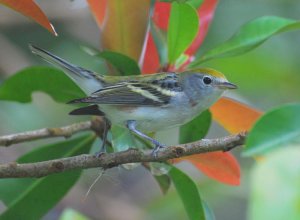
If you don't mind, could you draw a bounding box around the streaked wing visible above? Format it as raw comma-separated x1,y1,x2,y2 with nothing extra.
68,81,181,106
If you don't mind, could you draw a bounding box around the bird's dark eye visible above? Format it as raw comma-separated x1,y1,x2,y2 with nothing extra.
203,76,212,85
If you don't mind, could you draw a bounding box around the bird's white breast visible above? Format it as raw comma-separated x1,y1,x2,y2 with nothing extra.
100,90,223,132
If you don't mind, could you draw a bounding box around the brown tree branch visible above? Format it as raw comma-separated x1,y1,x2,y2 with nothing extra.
0,132,246,178
0,118,104,147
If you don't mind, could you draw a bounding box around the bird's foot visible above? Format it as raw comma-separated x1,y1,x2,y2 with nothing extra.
151,143,165,158
95,146,106,158
95,151,105,158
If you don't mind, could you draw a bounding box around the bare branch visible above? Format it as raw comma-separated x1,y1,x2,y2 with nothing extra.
0,118,104,147
0,132,246,178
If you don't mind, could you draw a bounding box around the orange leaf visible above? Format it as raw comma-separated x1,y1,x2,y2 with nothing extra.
210,97,262,134
101,0,151,62
87,0,107,28
173,152,240,185
0,0,57,36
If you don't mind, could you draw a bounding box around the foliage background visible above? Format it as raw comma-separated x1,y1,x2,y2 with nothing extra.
0,0,300,219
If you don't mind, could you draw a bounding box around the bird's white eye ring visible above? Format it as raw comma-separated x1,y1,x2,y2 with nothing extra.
203,76,212,85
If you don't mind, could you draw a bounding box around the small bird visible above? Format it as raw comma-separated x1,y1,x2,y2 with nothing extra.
29,45,237,156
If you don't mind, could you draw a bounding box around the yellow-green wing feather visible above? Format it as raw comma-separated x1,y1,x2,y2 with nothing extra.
69,72,183,106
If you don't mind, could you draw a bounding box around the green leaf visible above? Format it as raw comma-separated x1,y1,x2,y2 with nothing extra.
167,2,199,63
187,0,203,8
190,16,300,66
174,53,189,70
97,51,141,76
179,110,211,144
243,104,300,156
0,135,95,220
144,163,172,194
0,136,91,206
161,0,203,8
111,125,138,152
202,201,215,220
0,66,84,103
111,125,143,170
59,208,90,220
149,162,172,176
249,147,300,220
169,166,205,220
153,174,171,195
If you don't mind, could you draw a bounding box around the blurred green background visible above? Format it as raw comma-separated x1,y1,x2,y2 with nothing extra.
0,0,300,219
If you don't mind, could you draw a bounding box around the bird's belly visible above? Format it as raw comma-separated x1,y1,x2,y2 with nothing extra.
102,104,203,132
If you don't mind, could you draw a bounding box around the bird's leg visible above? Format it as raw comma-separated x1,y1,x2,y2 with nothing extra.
95,117,111,157
126,120,165,157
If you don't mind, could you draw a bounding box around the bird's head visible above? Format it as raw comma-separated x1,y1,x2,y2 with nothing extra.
180,68,237,107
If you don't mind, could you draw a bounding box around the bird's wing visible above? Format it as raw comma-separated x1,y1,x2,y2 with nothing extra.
69,105,105,116
68,81,181,106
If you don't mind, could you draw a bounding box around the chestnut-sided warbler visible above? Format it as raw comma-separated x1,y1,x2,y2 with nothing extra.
30,45,237,156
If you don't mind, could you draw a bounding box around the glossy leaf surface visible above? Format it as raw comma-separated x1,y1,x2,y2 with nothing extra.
184,152,240,185
169,166,205,220
97,51,141,75
0,0,56,35
210,97,262,134
185,0,218,56
177,108,240,185
153,174,171,195
0,135,95,219
179,110,211,144
191,16,300,66
111,125,137,152
147,0,218,71
244,104,300,156
168,2,199,63
0,67,84,103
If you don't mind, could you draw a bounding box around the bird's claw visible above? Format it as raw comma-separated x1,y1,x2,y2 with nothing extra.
95,149,106,158
151,144,165,158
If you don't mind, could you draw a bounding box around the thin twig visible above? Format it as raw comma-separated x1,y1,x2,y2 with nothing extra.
0,132,246,178
0,118,104,147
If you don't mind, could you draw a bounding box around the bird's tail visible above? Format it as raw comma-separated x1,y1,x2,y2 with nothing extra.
29,44,104,95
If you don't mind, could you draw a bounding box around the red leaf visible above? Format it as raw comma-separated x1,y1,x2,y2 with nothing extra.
87,0,107,28
142,2,170,73
142,33,160,74
0,0,57,36
143,0,218,72
152,1,219,54
152,2,170,30
185,0,218,56
173,152,240,186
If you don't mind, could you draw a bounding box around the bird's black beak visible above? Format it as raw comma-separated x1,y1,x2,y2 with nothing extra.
217,81,238,89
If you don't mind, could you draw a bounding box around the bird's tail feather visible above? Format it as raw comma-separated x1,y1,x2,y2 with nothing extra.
29,44,104,94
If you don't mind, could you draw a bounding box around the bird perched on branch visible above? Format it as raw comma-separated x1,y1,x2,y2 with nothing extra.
29,45,237,156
